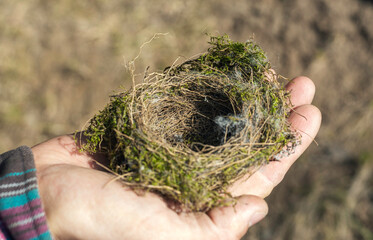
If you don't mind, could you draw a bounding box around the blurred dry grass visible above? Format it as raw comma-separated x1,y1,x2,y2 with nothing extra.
1,0,373,239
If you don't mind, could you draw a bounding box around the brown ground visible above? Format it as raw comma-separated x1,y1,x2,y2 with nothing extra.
1,0,372,239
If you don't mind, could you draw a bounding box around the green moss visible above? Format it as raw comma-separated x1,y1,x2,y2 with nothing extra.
169,35,269,77
78,35,299,212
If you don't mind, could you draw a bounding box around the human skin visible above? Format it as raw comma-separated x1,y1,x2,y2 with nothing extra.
32,76,321,240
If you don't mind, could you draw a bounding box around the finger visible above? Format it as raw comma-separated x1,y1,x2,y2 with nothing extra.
207,195,268,239
286,76,315,107
32,135,94,171
229,104,322,198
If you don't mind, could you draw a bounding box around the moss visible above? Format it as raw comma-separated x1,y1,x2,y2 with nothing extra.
78,35,299,212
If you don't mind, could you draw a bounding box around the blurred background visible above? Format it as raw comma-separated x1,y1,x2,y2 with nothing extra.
1,0,372,239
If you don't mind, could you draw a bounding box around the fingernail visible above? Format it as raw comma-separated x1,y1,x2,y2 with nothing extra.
249,211,267,227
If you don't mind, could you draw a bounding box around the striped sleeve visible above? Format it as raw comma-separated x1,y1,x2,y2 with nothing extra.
0,146,52,240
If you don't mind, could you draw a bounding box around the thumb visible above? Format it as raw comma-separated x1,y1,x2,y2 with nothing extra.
207,195,268,239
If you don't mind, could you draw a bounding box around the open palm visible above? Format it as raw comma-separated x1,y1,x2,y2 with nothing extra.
32,76,321,240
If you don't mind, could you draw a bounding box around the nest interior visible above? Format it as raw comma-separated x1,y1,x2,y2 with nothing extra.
79,35,299,212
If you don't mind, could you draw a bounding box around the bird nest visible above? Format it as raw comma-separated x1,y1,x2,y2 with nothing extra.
79,35,300,212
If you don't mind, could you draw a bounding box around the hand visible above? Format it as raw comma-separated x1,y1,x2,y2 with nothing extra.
32,136,266,240
32,76,321,240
